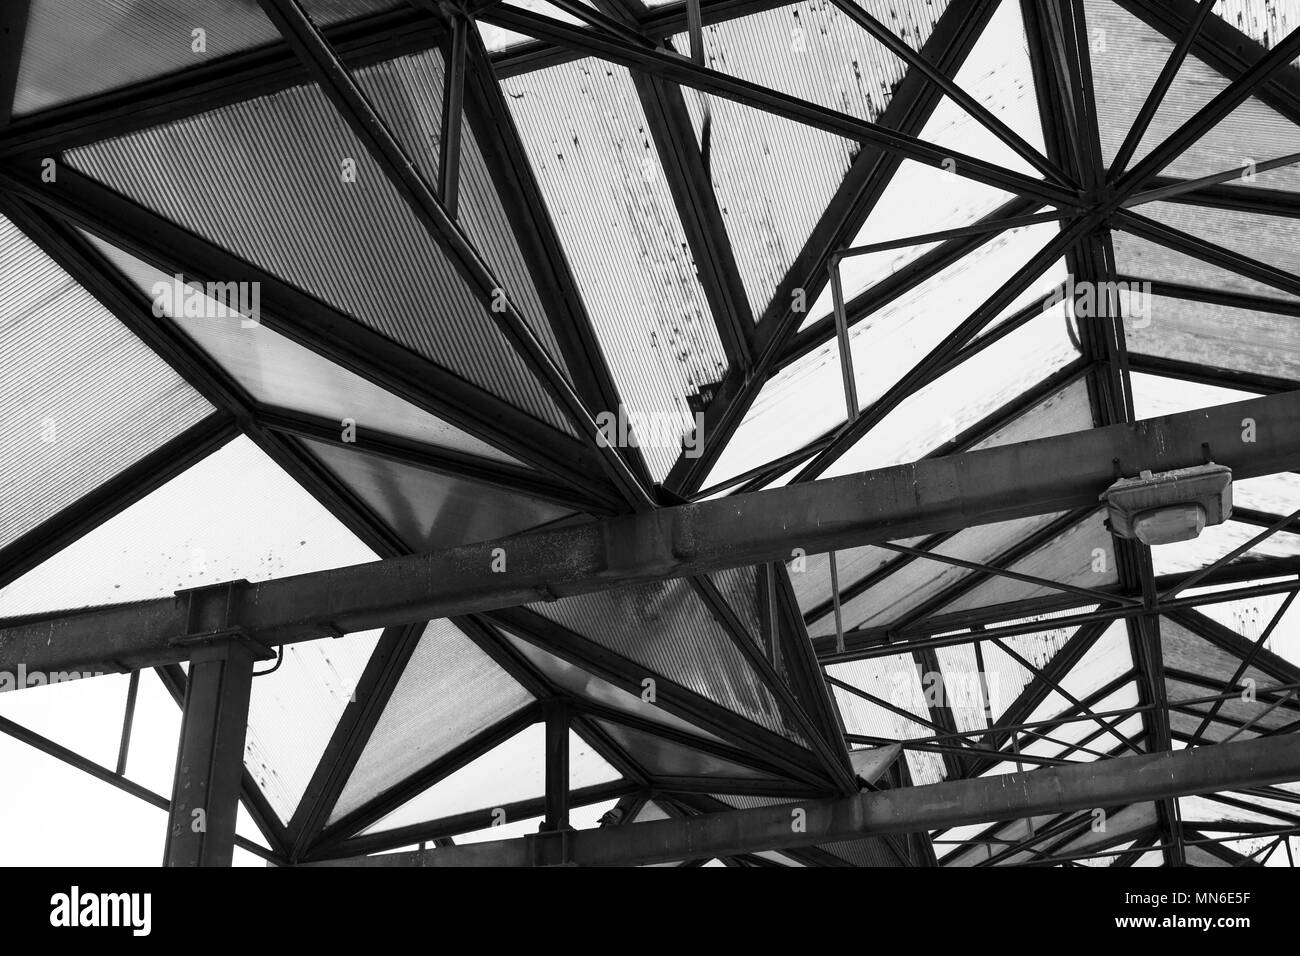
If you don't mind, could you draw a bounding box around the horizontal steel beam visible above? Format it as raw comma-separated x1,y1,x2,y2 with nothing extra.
3,390,1299,677
301,734,1300,865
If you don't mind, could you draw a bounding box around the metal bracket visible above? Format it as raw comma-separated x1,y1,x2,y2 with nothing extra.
171,579,274,660
526,827,576,867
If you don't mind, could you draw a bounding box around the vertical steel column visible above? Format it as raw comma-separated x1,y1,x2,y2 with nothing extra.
115,670,141,776
541,700,571,831
163,640,259,867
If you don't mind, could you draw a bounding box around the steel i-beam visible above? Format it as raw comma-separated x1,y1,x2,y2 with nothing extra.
163,637,266,867
2,391,1299,677
301,734,1300,866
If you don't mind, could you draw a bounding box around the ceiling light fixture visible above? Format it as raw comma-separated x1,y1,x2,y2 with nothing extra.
1101,463,1233,547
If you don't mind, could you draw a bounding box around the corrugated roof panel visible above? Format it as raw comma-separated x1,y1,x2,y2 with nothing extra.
806,0,1044,326
329,619,535,823
989,618,1135,737
932,641,997,733
1089,0,1300,186
0,215,213,550
66,82,572,433
1215,0,1300,67
940,511,1117,615
827,653,946,784
1138,202,1300,291
1161,617,1277,688
1195,577,1300,669
969,375,1095,450
708,564,805,702
1111,230,1300,301
1169,707,1255,743
301,438,575,551
789,539,923,617
670,0,934,321
818,837,904,866
354,48,569,376
1152,519,1300,576
530,579,807,744
1179,794,1292,833
985,801,1155,867
83,230,523,464
502,59,727,481
1125,294,1300,382
908,0,1045,177
804,0,1051,331
936,618,1109,734
708,565,764,646
807,512,1068,636
353,725,543,832
1130,370,1258,418
678,0,944,112
591,718,780,780
12,0,400,116
1168,679,1293,735
1056,631,1135,702
500,630,725,742
14,0,277,115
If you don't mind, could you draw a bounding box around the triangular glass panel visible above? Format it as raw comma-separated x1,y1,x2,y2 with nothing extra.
0,436,376,616
704,218,1064,489
501,58,726,480
529,579,808,744
499,629,725,743
938,510,1117,616
65,83,572,432
590,718,781,781
914,0,1049,179
819,287,1078,478
1124,292,1300,382
330,620,535,824
806,512,1070,636
803,162,1018,327
1088,0,1300,187
357,724,619,834
299,438,577,551
82,231,521,464
0,215,212,550
826,651,946,785
1112,229,1300,302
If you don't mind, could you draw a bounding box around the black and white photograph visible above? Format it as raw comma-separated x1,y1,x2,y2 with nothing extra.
0,0,1296,928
